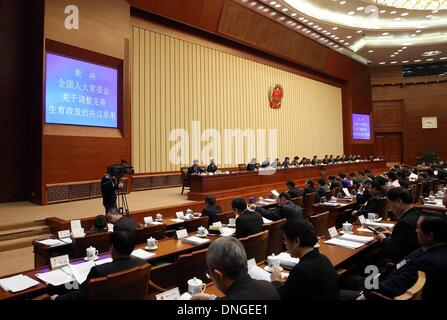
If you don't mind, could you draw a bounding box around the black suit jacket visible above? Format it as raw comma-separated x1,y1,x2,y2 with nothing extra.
219,274,280,300
282,161,290,168
255,201,303,221
357,192,383,218
330,181,342,190
246,163,257,171
273,250,339,300
206,164,218,173
187,165,204,176
235,209,263,238
114,216,139,234
288,187,302,199
303,187,320,202
355,189,370,205
101,174,118,211
201,204,222,224
381,207,420,262
57,257,147,300
365,243,447,300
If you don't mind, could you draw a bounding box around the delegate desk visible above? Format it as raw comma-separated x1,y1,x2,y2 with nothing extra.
312,199,358,228
188,161,387,200
205,224,386,298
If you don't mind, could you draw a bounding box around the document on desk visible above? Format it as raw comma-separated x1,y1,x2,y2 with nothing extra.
276,252,300,268
60,238,73,244
35,269,74,286
36,239,66,246
181,236,210,245
262,217,273,224
171,218,184,223
324,238,364,249
248,265,271,282
364,221,395,228
70,261,95,285
131,249,156,260
220,227,236,237
339,234,374,244
0,274,40,293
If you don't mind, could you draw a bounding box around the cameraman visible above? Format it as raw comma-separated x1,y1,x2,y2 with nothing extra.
101,168,124,213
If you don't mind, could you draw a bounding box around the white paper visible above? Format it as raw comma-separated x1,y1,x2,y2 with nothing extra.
248,265,271,282
155,287,181,300
263,198,276,203
276,252,299,268
144,216,153,224
146,221,163,225
69,261,95,285
35,269,74,287
181,236,210,245
131,249,156,260
60,238,73,244
220,227,236,237
363,221,395,228
70,220,82,231
0,274,40,293
95,258,113,266
271,190,280,197
324,238,364,249
262,217,273,224
179,292,192,300
340,234,374,244
357,227,373,233
212,221,223,228
171,218,184,223
342,188,351,197
37,239,65,246
321,202,339,206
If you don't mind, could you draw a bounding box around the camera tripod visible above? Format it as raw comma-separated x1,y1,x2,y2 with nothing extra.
115,180,130,214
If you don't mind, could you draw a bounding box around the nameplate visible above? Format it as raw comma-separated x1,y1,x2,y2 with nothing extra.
176,229,188,239
70,220,82,232
144,216,153,224
50,254,70,269
155,287,180,300
212,221,222,228
176,211,185,218
271,189,280,197
58,230,71,239
328,227,338,238
71,228,85,238
107,223,114,232
358,215,366,225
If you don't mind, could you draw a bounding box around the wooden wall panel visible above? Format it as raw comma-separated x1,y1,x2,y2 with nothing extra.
0,0,44,203
372,66,447,164
373,100,404,133
131,25,344,173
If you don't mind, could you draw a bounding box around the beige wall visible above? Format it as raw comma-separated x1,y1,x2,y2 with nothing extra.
131,25,343,173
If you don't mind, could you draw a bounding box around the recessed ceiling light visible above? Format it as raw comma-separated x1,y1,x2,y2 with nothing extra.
414,59,421,62
332,27,338,30
390,11,397,14
380,10,386,13
347,36,352,39
426,15,433,19
291,13,296,16
282,8,288,12
416,30,422,33
390,61,397,64
379,62,386,65
422,50,442,57
401,12,409,17
345,42,350,45
402,60,409,63
440,57,447,60
357,7,364,11
390,55,395,57
340,1,346,4
348,11,355,15
402,46,407,49
394,17,402,21
368,50,374,53
426,58,434,61
382,32,390,36
356,30,362,34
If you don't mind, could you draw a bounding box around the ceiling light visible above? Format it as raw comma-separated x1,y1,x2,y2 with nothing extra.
357,7,365,11
369,0,447,11
440,57,447,60
414,59,421,62
332,27,338,30
379,62,386,64
402,60,409,63
390,61,397,64
368,50,374,53
422,50,442,56
348,11,355,15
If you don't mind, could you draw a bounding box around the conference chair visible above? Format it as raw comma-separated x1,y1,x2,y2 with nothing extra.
303,192,316,220
216,211,236,224
262,219,286,256
292,196,303,206
182,216,209,233
85,264,152,300
414,183,423,203
134,224,167,244
432,179,439,194
310,211,329,238
325,190,335,199
369,271,426,300
150,248,209,294
72,232,110,259
180,167,190,194
238,164,246,171
239,230,269,263
377,197,390,221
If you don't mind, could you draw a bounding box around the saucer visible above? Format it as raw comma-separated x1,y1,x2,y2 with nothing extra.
84,256,99,261
155,219,163,222
227,224,236,228
196,233,209,238
145,246,158,250
264,266,283,273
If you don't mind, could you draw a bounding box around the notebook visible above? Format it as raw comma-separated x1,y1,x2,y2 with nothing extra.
180,236,210,245
324,238,364,249
131,249,156,260
0,274,40,293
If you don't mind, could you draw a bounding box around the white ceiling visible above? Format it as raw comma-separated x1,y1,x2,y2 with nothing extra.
238,0,447,66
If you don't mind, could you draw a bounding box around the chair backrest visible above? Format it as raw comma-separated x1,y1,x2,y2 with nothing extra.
72,232,110,259
292,197,303,206
239,230,269,263
394,271,426,300
216,211,236,224
134,224,167,244
238,164,246,171
432,179,439,194
310,211,329,238
415,183,423,203
303,192,316,220
182,216,209,233
325,190,334,199
85,264,151,300
262,219,286,256
180,167,190,186
377,197,389,220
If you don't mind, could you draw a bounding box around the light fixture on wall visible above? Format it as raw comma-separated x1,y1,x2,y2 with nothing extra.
370,0,447,10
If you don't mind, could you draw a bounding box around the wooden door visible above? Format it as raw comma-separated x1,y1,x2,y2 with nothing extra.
374,133,403,162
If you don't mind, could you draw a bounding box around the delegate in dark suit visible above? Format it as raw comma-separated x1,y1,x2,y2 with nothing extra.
364,243,447,300
246,163,257,171
201,204,222,224
206,164,218,173
303,187,320,202
187,165,205,176
235,209,263,238
113,216,139,234
356,192,383,218
356,189,370,205
380,207,420,262
56,257,147,300
288,187,302,199
272,250,339,300
219,274,280,300
255,201,303,221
